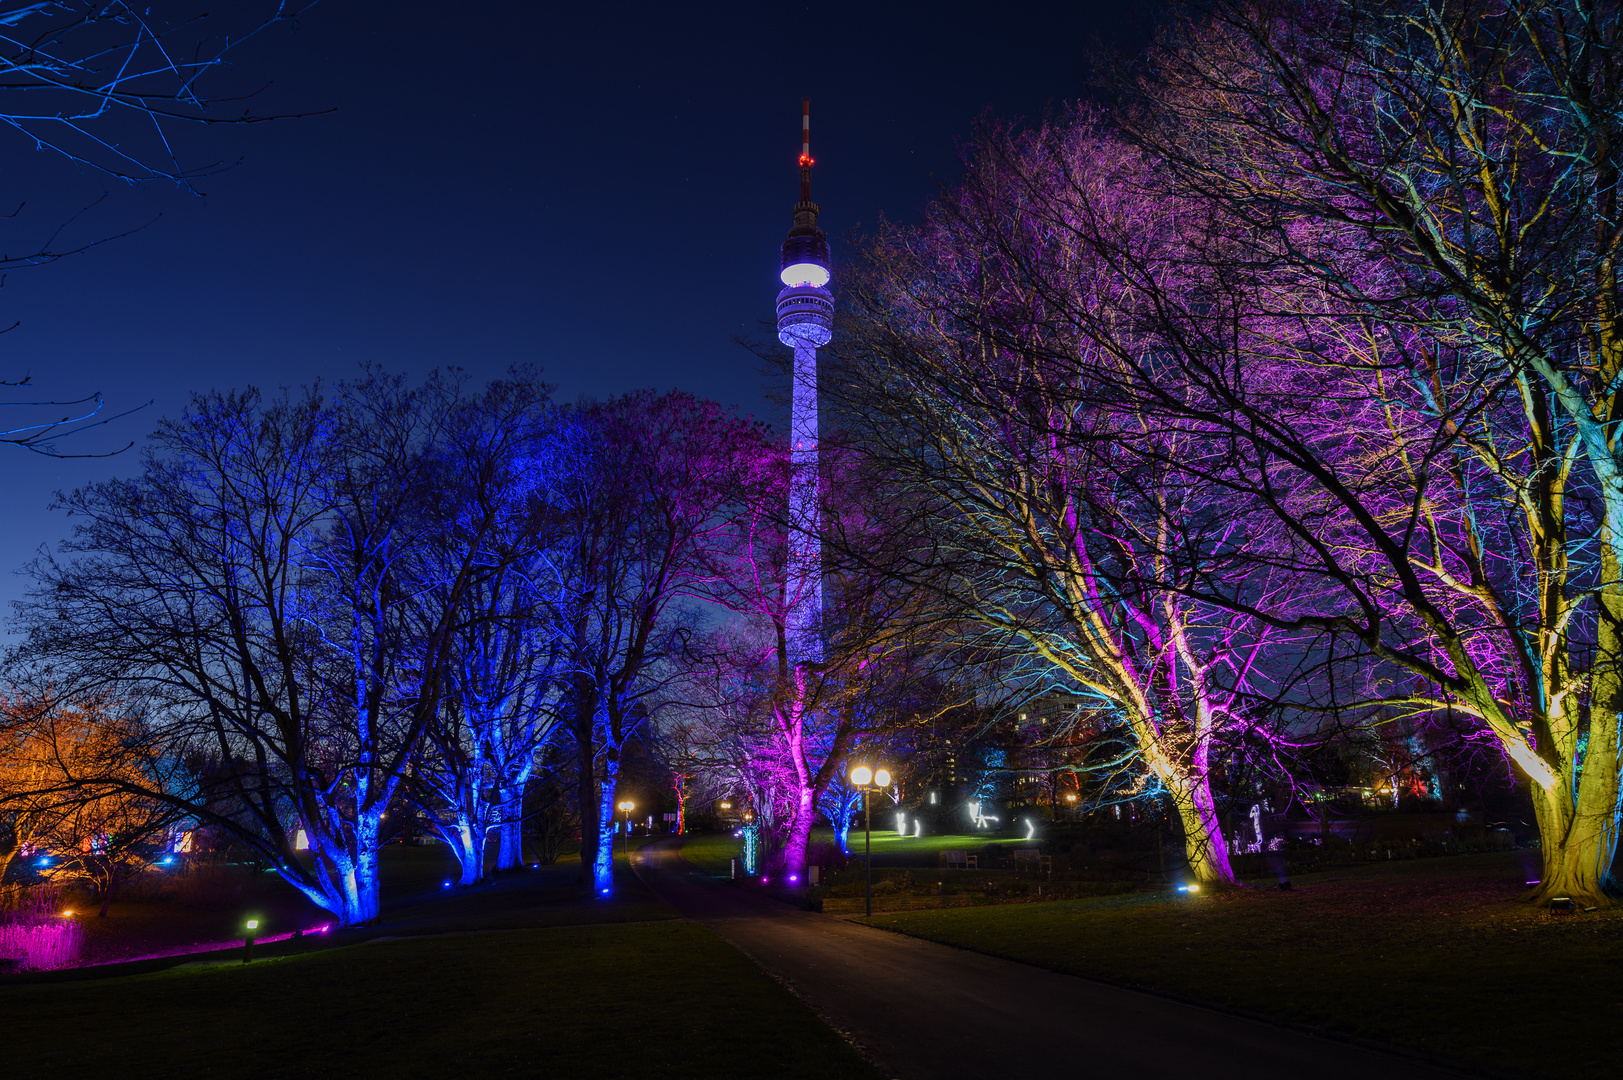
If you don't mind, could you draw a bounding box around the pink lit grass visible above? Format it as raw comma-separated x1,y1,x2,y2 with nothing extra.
0,920,84,970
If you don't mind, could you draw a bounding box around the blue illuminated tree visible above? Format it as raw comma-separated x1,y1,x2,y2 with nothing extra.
550,391,756,893
14,372,518,925
410,373,566,884
817,772,860,855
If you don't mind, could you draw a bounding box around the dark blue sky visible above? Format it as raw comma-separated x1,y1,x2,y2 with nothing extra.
0,0,1143,621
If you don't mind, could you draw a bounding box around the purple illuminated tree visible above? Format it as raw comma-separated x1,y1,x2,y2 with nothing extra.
831,120,1305,886
689,423,969,882
1080,0,1623,905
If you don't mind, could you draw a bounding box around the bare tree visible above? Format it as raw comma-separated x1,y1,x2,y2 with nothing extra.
13,372,508,925
410,373,566,884
1086,0,1623,905
548,391,756,892
830,119,1303,885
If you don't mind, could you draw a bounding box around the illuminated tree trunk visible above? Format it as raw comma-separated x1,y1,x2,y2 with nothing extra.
780,782,817,882
1524,565,1623,907
1527,780,1620,908
593,752,621,893
494,789,524,871
445,810,485,887
1169,775,1236,887
315,810,383,927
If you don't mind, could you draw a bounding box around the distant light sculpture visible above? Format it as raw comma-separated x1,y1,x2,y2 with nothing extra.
777,99,833,665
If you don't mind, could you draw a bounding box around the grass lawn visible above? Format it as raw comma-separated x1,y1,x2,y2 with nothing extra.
679,828,997,877
838,830,989,864
865,851,1621,1078
676,832,745,876
348,845,674,937
1,921,881,1079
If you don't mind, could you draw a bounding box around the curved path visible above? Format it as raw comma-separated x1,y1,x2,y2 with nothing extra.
633,840,1467,1080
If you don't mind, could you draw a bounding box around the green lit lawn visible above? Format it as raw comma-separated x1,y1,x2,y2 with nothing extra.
675,831,744,876
679,828,996,876
2,922,880,1079
841,831,988,863
866,852,1622,1079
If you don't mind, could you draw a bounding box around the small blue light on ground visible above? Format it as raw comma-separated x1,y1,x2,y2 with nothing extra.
601,888,610,894
442,880,451,888
162,856,175,865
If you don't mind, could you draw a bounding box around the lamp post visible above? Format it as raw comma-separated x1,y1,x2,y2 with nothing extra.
848,764,892,917
243,918,260,964
617,800,635,858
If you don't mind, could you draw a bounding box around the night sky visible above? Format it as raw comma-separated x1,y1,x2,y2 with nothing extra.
0,0,1143,621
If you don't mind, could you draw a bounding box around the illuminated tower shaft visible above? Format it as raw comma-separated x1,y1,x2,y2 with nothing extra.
777,100,834,664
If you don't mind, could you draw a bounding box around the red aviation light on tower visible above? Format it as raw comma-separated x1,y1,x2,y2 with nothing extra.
799,99,814,169
781,99,831,289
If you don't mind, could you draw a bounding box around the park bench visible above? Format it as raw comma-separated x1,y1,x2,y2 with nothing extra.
942,849,978,870
1012,848,1052,874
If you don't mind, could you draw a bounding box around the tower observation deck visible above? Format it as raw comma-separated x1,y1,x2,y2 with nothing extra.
778,100,832,664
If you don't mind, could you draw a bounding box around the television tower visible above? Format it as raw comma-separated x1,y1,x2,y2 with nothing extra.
777,99,833,664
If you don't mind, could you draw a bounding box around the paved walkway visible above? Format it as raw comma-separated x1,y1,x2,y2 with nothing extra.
633,840,1467,1080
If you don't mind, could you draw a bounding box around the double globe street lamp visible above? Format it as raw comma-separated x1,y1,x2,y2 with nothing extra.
618,800,635,857
849,764,892,917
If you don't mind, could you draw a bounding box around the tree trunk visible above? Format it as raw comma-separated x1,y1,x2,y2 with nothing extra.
347,811,383,924
593,753,621,893
779,783,817,883
447,812,484,887
572,674,599,888
1522,551,1623,908
1525,774,1620,908
1171,775,1238,886
494,798,524,872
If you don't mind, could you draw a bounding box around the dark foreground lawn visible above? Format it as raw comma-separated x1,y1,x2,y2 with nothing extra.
3,921,880,1079
866,851,1619,1078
